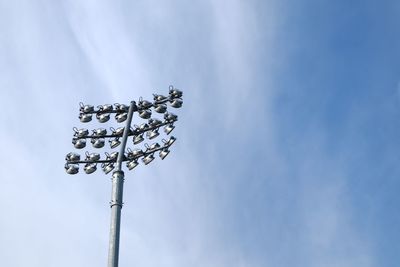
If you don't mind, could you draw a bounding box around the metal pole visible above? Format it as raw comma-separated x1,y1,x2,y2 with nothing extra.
108,101,136,267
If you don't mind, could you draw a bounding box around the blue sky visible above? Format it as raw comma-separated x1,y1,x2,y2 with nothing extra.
0,0,399,266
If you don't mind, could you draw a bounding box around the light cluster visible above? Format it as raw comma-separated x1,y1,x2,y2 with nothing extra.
65,86,183,175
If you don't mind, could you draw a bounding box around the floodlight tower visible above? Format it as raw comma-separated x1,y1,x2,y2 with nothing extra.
65,86,183,267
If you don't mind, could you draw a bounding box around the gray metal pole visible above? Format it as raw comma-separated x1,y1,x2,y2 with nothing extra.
108,101,136,267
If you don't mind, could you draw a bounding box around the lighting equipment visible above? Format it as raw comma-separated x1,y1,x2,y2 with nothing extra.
72,138,86,149
102,163,114,174
170,98,183,108
115,113,128,123
73,127,89,138
93,128,107,136
99,104,113,112
86,152,100,161
139,109,151,119
142,153,155,165
153,94,167,101
126,148,144,159
84,163,97,174
159,148,170,160
164,112,177,122
109,138,121,149
169,86,183,98
163,136,176,147
79,113,92,123
154,103,167,113
91,138,105,148
126,160,138,170
138,98,152,109
97,113,110,123
65,163,79,174
146,129,159,140
66,152,80,162
133,134,144,145
164,123,175,135
114,103,129,112
80,102,94,113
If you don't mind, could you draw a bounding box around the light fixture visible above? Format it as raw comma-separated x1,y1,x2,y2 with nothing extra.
154,104,167,113
146,129,159,140
80,102,94,113
170,98,183,108
102,163,114,174
138,123,149,131
153,94,168,101
159,148,170,160
65,163,79,174
115,113,128,123
126,159,139,170
142,153,155,165
164,112,178,122
91,138,105,148
109,138,121,149
99,104,113,112
93,128,107,136
139,109,151,119
148,118,162,127
79,113,92,123
126,148,144,159
164,123,175,135
138,98,152,109
114,103,129,112
169,86,183,98
72,138,86,149
73,127,89,138
148,142,161,150
97,113,110,123
131,133,143,144
163,136,176,147
85,151,100,161
110,127,125,137
84,163,97,174
105,151,119,161
66,152,80,162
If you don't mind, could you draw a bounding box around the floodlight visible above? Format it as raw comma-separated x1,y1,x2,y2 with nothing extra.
153,94,168,101
163,136,176,147
138,98,152,109
164,112,178,122
115,113,128,123
84,163,97,174
133,134,144,145
65,163,79,174
111,127,125,136
73,127,89,138
91,138,105,148
169,86,183,98
99,104,113,112
126,159,139,170
170,98,183,108
154,104,167,113
142,153,155,165
80,102,94,113
159,148,170,160
72,138,86,149
146,129,159,140
66,152,80,162
139,109,151,119
85,152,100,161
164,123,175,135
97,113,110,123
109,138,121,149
114,103,129,112
102,163,114,174
139,123,149,131
127,148,144,159
79,113,92,123
148,142,161,150
93,128,107,136
148,118,162,127
106,152,119,161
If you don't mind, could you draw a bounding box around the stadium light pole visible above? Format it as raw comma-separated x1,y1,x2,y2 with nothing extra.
65,86,183,267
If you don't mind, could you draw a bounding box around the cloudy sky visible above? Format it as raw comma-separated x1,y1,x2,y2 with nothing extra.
0,0,399,266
